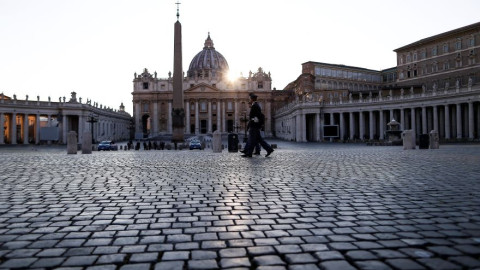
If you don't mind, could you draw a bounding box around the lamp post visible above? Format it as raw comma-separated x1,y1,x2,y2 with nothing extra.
86,113,98,144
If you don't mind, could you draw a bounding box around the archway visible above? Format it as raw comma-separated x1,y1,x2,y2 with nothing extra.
142,114,150,138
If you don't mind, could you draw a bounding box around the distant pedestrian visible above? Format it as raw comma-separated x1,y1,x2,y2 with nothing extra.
241,93,274,158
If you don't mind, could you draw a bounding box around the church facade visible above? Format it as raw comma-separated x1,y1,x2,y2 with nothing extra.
132,34,276,140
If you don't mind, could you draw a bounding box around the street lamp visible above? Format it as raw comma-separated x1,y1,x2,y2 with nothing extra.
86,113,98,144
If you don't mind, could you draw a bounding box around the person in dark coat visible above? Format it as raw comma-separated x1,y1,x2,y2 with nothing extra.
241,93,274,158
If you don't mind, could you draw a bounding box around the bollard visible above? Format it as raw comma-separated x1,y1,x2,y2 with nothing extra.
212,130,222,153
82,132,92,154
67,131,78,154
429,130,439,149
402,130,415,150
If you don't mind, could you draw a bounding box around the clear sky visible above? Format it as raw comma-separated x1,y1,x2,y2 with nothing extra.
1,0,479,115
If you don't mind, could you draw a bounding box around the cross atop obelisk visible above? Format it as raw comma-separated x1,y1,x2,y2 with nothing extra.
172,0,185,142
175,1,181,21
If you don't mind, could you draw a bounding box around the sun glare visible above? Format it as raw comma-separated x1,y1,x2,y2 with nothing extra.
227,71,238,82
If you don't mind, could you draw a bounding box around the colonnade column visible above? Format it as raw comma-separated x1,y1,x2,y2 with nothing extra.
421,107,427,134
153,102,158,136
23,114,29,144
62,114,67,144
400,108,405,131
78,115,84,143
379,110,385,140
456,103,462,139
167,101,172,134
185,101,191,134
195,101,199,135
369,111,374,140
433,106,438,133
359,111,365,140
445,105,451,139
468,102,474,139
410,108,416,141
35,114,40,144
296,113,301,142
0,113,4,144
234,100,239,130
339,112,345,141
208,101,212,133
349,112,355,140
11,113,17,144
315,112,321,141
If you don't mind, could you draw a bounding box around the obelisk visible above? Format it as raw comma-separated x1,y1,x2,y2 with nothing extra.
172,1,185,142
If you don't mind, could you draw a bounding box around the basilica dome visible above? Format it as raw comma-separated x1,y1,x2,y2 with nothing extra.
187,34,229,79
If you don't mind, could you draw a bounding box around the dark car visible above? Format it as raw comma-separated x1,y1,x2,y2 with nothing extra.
189,139,202,150
98,141,118,151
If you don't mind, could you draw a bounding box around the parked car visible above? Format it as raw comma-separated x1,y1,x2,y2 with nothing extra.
189,139,202,150
98,141,118,151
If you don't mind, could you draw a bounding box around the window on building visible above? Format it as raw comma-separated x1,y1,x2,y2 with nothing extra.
227,101,233,111
190,84,194,88
443,43,449,53
456,38,462,50
143,82,149,89
161,84,166,89
413,53,417,61
406,54,411,62
258,81,263,89
444,61,450,70
470,36,475,47
212,103,217,111
432,46,437,56
143,103,149,112
200,101,207,112
421,51,426,59
190,103,195,111
241,84,246,89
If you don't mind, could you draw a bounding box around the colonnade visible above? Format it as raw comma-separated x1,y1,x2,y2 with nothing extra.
275,87,480,142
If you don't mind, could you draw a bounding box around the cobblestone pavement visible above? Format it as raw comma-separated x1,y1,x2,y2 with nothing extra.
1,142,480,270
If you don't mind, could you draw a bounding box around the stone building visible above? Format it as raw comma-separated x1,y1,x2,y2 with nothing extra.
274,22,480,142
132,34,275,140
0,92,132,145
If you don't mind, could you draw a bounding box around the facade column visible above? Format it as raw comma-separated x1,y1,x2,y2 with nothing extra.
349,112,355,140
195,100,199,134
234,100,239,130
23,113,29,144
445,105,451,139
456,103,462,139
0,113,4,144
135,103,141,133
208,101,212,133
153,102,158,136
339,112,345,141
379,110,385,140
185,101,190,134
390,109,394,121
422,106,427,134
369,111,374,140
468,101,474,139
433,106,438,133
217,101,221,133
167,101,172,134
359,111,365,140
222,101,226,133
410,108,416,141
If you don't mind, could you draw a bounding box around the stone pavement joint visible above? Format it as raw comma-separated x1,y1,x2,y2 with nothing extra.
0,142,480,269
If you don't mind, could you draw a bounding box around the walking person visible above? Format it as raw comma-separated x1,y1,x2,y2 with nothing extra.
241,93,274,158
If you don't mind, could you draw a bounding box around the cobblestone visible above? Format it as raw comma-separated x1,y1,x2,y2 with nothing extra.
1,142,480,269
